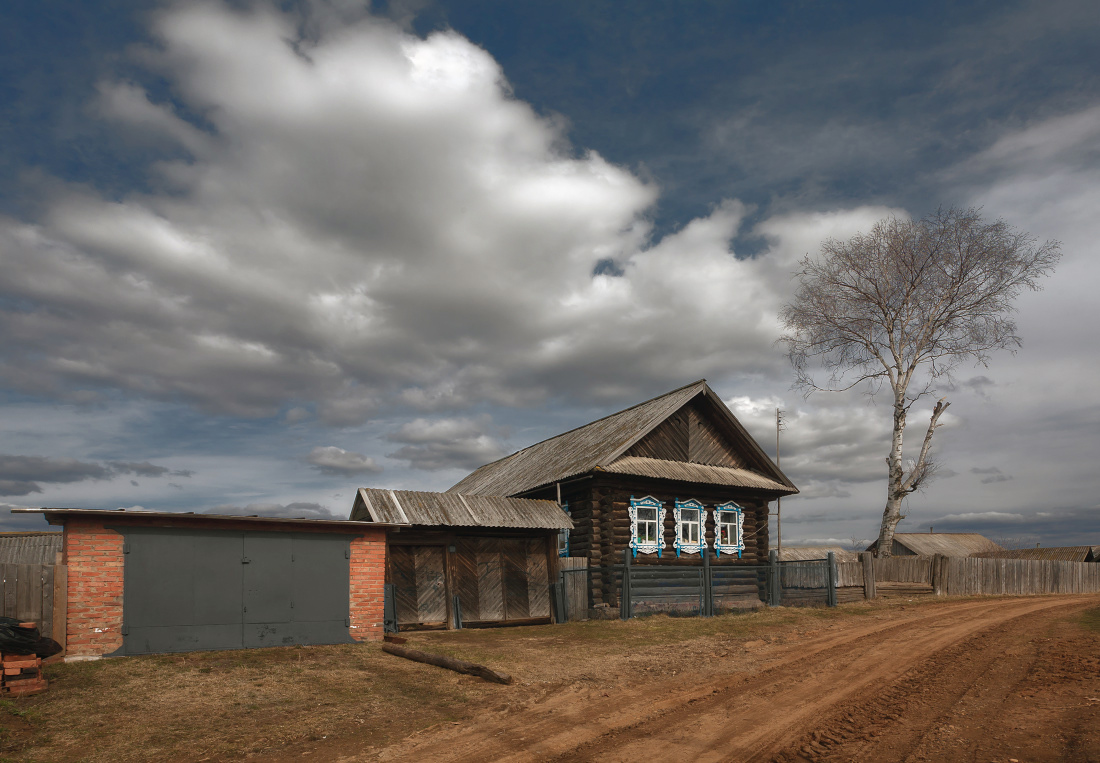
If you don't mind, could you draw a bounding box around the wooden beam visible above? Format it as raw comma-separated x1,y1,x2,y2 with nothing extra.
382,643,513,685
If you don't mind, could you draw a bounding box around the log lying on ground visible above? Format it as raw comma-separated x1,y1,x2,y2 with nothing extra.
382,643,513,685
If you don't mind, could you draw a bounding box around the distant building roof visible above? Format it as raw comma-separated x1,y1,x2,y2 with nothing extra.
352,489,572,530
450,380,797,498
0,531,62,564
779,546,858,563
867,532,1003,557
975,546,1096,562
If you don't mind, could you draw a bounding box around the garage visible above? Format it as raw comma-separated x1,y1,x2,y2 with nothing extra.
16,508,392,659
119,528,355,655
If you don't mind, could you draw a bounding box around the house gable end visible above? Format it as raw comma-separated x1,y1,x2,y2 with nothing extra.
622,397,751,470
625,406,689,462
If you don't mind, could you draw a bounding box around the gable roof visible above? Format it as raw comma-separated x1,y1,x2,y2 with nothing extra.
352,489,572,530
449,380,797,497
867,533,1002,557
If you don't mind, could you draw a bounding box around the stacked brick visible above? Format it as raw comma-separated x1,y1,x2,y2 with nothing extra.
62,519,125,657
348,533,387,642
2,624,47,696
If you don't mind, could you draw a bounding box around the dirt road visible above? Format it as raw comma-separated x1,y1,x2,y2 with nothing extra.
360,596,1099,763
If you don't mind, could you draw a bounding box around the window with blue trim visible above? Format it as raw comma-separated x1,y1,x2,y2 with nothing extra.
557,501,570,557
714,501,745,557
673,498,706,557
628,496,665,558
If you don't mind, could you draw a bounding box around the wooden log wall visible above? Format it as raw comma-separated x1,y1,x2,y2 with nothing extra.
556,476,780,614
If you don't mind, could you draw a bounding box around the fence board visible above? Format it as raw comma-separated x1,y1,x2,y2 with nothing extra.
559,558,588,621
0,563,60,640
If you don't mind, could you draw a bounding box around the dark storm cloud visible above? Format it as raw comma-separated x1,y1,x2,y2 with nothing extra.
0,454,191,496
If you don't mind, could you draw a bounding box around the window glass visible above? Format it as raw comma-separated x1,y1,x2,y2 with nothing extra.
629,496,665,557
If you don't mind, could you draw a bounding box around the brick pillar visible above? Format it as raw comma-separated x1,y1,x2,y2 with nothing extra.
348,530,387,642
63,520,124,658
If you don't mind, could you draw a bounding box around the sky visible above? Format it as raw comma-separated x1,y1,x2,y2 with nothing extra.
1,0,1098,548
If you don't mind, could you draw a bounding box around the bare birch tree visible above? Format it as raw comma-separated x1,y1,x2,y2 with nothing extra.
779,207,1060,557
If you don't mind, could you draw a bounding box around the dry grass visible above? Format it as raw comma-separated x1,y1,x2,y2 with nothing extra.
0,600,903,762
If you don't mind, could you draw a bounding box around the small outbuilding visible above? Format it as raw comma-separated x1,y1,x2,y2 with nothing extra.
865,532,1002,557
974,546,1097,562
350,489,572,630
0,531,62,564
779,546,859,563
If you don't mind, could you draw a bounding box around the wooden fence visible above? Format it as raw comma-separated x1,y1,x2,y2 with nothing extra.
835,554,1100,602
1,563,67,648
559,557,589,621
942,556,1100,596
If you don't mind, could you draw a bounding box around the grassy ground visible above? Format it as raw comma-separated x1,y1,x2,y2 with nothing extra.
0,600,921,762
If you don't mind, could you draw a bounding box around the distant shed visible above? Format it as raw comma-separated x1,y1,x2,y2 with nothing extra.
974,546,1096,563
0,531,62,564
779,546,858,563
351,489,572,630
866,533,1002,557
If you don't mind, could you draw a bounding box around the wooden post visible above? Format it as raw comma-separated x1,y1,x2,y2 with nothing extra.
52,564,67,654
452,594,463,629
860,552,876,600
826,552,838,607
703,546,713,617
768,549,780,606
620,548,632,620
931,553,945,596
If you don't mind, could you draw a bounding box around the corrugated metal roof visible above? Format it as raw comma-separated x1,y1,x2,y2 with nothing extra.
600,456,792,492
12,508,399,531
974,546,1096,562
779,546,859,562
353,489,572,530
869,533,1003,557
0,532,62,564
450,380,797,497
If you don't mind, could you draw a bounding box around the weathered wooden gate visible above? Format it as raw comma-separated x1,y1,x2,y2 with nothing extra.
388,537,552,629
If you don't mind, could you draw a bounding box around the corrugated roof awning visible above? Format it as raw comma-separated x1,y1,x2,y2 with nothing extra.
599,456,795,493
353,489,572,530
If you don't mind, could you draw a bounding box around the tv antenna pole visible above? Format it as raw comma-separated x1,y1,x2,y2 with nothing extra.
776,407,785,555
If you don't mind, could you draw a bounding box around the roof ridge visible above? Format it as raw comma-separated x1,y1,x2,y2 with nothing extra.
463,379,707,473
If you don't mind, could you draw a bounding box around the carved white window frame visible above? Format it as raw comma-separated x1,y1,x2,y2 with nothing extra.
629,495,666,558
714,501,745,558
673,498,706,558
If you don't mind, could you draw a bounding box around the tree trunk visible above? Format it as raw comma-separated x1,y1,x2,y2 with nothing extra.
876,393,908,558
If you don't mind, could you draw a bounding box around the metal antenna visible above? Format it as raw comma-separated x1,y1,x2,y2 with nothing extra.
776,408,785,555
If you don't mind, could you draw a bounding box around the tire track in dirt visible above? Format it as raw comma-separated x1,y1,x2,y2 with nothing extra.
364,596,1095,763
564,597,1088,763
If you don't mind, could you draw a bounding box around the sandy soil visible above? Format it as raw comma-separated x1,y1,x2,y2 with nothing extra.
314,595,1100,763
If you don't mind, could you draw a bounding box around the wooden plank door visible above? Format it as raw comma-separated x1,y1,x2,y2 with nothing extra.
414,546,448,625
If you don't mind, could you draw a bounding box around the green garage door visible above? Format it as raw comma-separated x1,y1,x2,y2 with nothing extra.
114,528,354,655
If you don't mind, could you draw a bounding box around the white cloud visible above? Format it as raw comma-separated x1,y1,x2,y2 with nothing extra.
386,414,508,471
0,2,882,424
305,446,383,476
